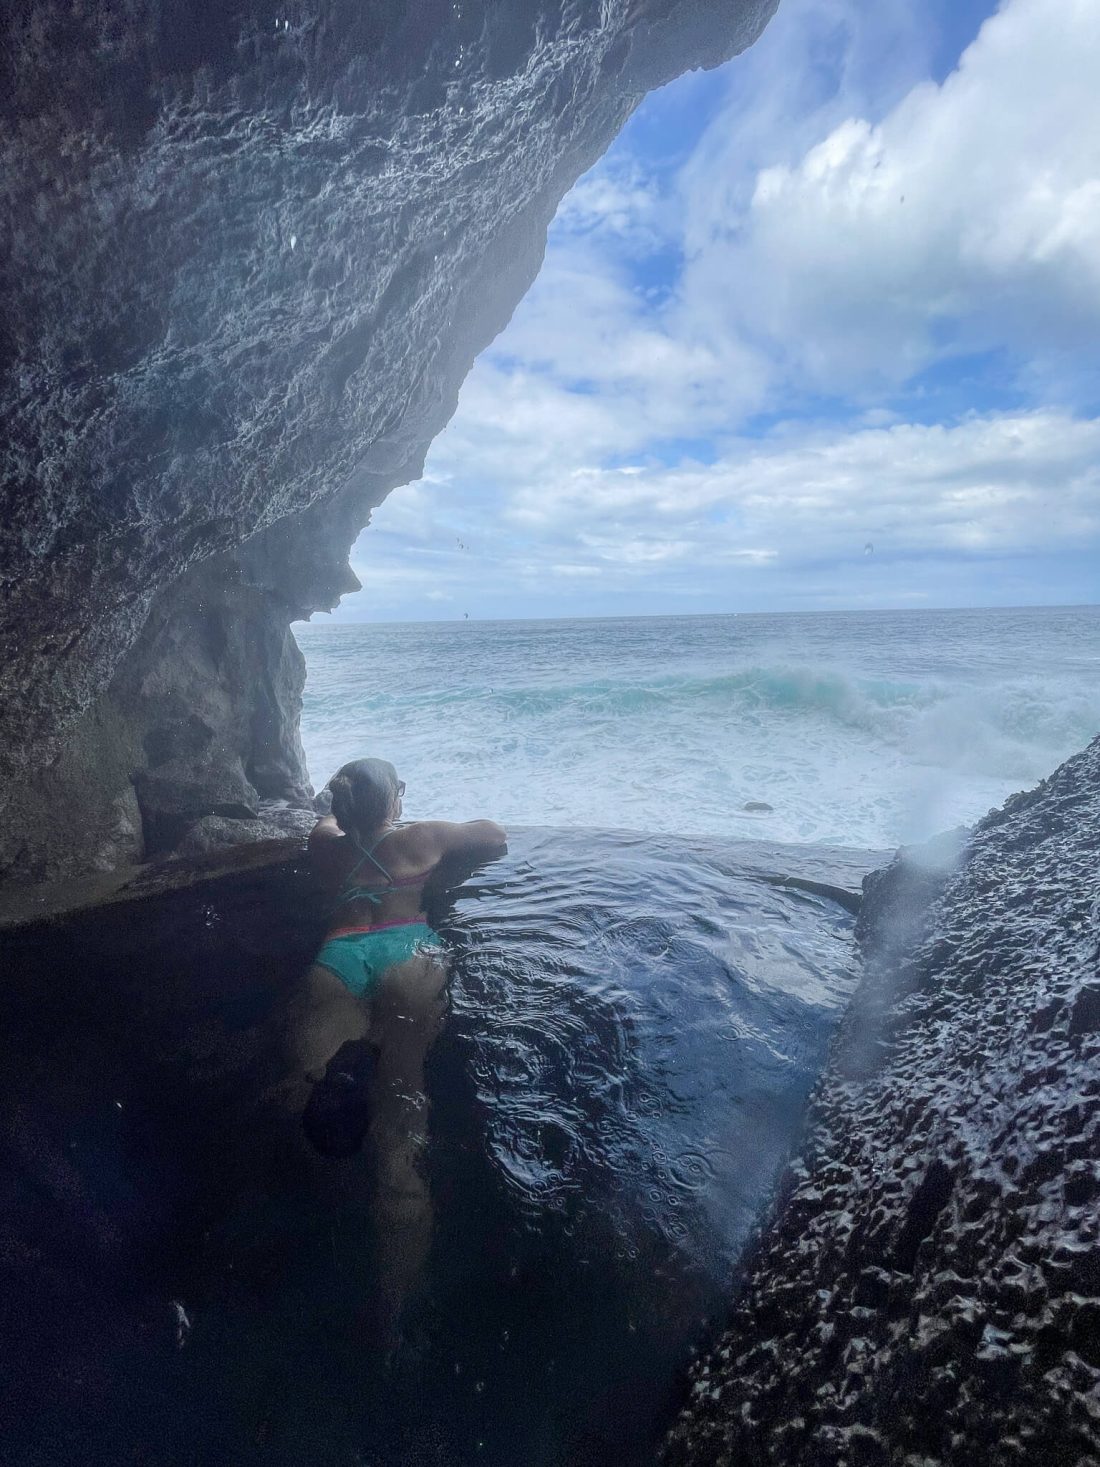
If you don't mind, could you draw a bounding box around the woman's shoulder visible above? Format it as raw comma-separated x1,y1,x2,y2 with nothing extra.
308,818,357,884
394,818,507,861
384,821,437,864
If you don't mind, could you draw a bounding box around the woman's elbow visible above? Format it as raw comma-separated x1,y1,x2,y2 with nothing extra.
477,820,508,849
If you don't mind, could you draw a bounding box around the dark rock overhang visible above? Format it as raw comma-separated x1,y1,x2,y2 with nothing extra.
0,0,776,882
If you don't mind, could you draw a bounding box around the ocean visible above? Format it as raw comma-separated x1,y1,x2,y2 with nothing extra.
293,605,1099,850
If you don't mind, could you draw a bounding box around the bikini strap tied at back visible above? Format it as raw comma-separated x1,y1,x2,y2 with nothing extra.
333,829,436,909
334,833,394,907
353,834,394,882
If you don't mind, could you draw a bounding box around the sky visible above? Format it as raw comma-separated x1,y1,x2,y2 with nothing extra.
323,0,1100,622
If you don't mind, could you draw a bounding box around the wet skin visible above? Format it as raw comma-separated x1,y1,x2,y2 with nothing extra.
291,792,506,1344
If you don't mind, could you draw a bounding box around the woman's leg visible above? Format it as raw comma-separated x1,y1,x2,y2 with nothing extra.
366,950,449,1349
278,951,447,1345
286,964,372,1113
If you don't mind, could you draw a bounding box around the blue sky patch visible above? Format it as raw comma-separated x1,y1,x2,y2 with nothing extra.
323,0,1100,623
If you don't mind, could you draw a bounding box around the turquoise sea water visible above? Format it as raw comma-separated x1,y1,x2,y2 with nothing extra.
294,606,1100,849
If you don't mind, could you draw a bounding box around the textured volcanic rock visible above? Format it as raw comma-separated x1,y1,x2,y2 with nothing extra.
0,0,774,881
664,736,1100,1467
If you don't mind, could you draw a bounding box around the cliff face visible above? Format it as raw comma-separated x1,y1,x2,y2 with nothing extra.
664,736,1100,1466
0,0,775,881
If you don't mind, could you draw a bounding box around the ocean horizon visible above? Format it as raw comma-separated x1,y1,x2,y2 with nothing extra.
296,599,1097,628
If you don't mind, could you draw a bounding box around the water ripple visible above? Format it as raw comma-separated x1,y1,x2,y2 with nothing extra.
403,826,877,1465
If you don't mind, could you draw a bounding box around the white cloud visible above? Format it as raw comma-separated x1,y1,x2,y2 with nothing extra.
678,0,1100,395
550,563,602,578
490,239,764,445
505,410,1100,560
554,160,668,254
332,0,1100,621
358,409,1100,614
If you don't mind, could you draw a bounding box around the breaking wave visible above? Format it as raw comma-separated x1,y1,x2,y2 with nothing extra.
295,608,1100,849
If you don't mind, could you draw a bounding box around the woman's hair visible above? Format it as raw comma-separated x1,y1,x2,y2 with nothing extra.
328,758,401,839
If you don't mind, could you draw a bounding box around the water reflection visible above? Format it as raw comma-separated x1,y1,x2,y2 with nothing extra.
1,826,877,1466
370,827,875,1466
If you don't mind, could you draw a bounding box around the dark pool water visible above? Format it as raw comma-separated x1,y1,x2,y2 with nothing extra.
1,827,881,1467
326,827,879,1467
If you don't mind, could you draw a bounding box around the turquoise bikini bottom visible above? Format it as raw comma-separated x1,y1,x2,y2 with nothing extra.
314,919,445,998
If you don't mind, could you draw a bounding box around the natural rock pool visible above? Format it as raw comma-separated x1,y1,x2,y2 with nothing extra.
0,828,880,1466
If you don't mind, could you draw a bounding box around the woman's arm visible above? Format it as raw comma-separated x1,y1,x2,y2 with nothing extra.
308,815,347,885
412,819,508,863
308,813,343,850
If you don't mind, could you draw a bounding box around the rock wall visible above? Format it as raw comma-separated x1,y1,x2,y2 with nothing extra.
0,479,375,881
0,0,775,881
664,736,1100,1466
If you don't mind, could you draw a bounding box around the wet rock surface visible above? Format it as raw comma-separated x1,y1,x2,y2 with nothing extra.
0,546,318,881
0,0,774,881
174,806,317,857
664,736,1100,1466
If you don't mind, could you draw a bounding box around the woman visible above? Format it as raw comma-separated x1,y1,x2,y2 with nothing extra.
294,756,505,1343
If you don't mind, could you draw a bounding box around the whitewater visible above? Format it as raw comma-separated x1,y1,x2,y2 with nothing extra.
293,605,1099,851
